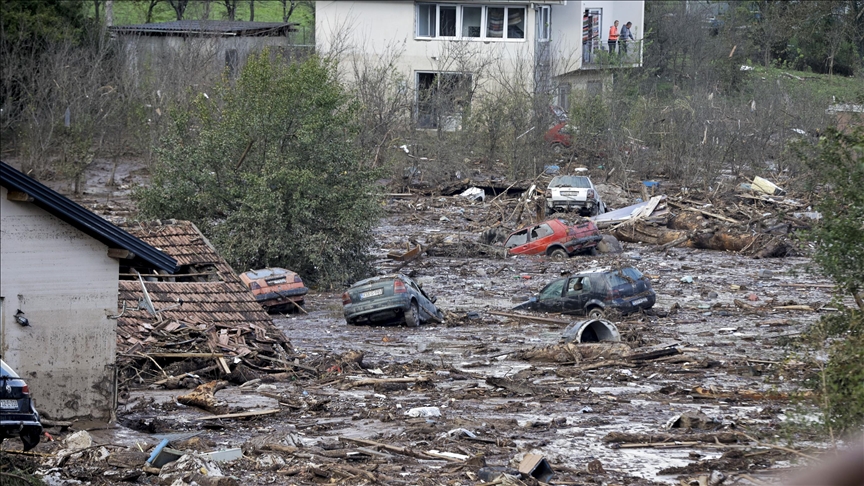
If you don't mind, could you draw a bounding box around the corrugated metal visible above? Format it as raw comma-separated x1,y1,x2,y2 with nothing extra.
111,20,295,36
0,161,178,273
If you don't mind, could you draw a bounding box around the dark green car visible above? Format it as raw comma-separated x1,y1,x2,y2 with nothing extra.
342,274,444,327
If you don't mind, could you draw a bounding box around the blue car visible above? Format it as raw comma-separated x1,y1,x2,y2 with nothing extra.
1,359,42,451
342,274,444,327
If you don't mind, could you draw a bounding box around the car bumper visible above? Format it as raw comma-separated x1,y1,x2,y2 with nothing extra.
563,235,603,251
0,417,42,438
344,295,410,323
255,287,309,306
547,199,594,210
609,292,656,315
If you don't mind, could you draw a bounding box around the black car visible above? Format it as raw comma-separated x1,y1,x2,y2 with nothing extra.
1,359,42,451
343,274,444,327
514,266,655,318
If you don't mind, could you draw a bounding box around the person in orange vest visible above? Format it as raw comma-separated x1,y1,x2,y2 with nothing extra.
608,20,619,54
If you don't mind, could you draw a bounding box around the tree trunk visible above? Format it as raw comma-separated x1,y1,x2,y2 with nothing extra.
249,0,255,21
105,0,113,27
93,0,101,23
146,0,158,23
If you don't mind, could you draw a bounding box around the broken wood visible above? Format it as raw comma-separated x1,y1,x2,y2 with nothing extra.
485,376,542,395
628,347,682,361
487,310,570,325
196,408,282,421
339,437,438,460
345,376,431,388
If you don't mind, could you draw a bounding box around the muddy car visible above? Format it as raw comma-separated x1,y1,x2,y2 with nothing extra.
0,359,42,451
239,267,308,313
513,266,655,317
343,274,444,327
546,175,606,216
504,219,602,261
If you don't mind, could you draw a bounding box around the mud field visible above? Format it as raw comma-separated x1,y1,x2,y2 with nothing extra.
2,159,845,486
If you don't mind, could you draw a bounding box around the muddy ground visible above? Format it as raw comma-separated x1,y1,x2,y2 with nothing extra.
1,158,846,485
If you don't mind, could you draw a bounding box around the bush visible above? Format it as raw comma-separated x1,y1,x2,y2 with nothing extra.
135,52,382,287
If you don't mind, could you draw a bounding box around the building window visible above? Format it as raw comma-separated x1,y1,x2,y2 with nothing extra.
416,71,472,130
586,80,602,97
557,83,571,111
417,4,525,41
538,6,550,42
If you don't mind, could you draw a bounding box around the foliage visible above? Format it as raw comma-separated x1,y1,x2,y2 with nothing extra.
135,52,382,287
0,0,87,44
802,127,864,306
85,0,315,26
800,310,864,435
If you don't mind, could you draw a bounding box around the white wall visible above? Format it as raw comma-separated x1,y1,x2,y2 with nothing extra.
0,186,118,421
316,1,540,90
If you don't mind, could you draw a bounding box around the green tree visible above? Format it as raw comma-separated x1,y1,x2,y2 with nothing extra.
135,52,382,286
804,127,864,309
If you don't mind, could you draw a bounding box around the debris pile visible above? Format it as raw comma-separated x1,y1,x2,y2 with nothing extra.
114,220,297,387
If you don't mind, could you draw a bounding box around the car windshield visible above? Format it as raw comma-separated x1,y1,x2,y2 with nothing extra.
505,230,528,248
1,360,19,378
549,176,591,188
538,278,567,300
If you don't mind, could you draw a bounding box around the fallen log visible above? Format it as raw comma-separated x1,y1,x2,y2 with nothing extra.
603,431,740,444
339,437,438,460
485,376,543,396
344,376,431,388
177,380,228,413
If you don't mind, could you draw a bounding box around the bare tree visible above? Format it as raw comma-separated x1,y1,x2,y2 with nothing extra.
165,0,189,21
223,0,238,21
249,0,255,21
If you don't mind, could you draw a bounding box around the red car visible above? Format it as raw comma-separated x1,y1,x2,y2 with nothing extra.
504,219,602,261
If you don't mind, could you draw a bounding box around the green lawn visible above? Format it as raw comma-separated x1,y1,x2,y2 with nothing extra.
86,0,314,27
744,64,864,105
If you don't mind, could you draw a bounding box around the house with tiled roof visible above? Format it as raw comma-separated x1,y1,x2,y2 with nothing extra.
0,161,176,422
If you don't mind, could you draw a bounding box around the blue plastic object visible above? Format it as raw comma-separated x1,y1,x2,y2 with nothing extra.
147,439,169,466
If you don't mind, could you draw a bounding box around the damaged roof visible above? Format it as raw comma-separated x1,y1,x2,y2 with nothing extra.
116,220,291,359
110,20,295,36
0,161,177,273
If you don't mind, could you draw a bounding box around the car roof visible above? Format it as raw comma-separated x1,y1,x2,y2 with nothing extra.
549,175,593,187
574,266,637,276
241,268,294,279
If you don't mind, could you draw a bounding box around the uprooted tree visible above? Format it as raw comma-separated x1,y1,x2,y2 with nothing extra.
135,51,382,287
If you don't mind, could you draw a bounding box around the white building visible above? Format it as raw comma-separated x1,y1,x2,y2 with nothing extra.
0,161,176,421
316,0,644,125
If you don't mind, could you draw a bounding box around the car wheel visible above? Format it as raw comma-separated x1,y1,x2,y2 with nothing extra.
550,249,569,261
20,428,40,452
551,143,564,154
404,301,420,327
435,309,445,323
587,307,605,319
346,318,358,326
588,247,599,256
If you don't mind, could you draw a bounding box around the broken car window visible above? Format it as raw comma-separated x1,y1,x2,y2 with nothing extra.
539,278,567,300
505,230,529,248
549,176,591,188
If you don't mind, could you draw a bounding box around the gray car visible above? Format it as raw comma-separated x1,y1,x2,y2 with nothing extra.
342,274,444,326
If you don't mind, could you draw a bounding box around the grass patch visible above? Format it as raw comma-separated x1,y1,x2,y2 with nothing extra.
84,1,314,28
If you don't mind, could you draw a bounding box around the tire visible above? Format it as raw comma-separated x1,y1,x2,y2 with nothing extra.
20,429,40,452
550,248,569,262
587,307,605,319
551,143,564,154
434,309,445,323
404,301,420,327
588,247,599,256
346,318,358,326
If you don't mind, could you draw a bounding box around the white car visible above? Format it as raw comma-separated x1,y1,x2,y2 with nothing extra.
545,175,606,216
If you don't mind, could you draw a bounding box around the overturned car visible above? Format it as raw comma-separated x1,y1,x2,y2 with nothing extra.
239,267,308,313
514,266,655,318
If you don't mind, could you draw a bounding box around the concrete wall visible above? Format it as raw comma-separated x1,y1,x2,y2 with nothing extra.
119,34,305,85
0,186,118,421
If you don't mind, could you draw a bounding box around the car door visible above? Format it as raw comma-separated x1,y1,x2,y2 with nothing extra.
528,222,558,254
405,277,435,320
560,276,592,314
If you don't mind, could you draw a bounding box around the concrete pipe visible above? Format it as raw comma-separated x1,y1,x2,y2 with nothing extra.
561,319,621,343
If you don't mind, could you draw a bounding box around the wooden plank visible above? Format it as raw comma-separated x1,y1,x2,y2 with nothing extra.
487,310,570,325
142,352,227,358
217,357,232,374
196,409,282,420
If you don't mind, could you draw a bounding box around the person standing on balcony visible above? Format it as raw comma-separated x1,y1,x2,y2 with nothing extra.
620,21,635,54
608,20,619,53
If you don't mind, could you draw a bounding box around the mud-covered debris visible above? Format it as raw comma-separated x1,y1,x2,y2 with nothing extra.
177,380,229,413
518,453,554,482
666,410,721,430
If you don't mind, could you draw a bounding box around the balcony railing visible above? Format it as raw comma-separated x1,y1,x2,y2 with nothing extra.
582,39,642,69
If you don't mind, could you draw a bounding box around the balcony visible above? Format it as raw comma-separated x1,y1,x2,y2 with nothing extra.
581,39,642,70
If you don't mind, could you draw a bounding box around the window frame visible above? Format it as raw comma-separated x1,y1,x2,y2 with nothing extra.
538,5,551,42
416,3,527,42
415,71,474,130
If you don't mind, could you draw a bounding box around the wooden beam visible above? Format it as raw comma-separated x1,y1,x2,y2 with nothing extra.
196,409,282,420
108,248,135,259
487,310,570,325
7,190,33,202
